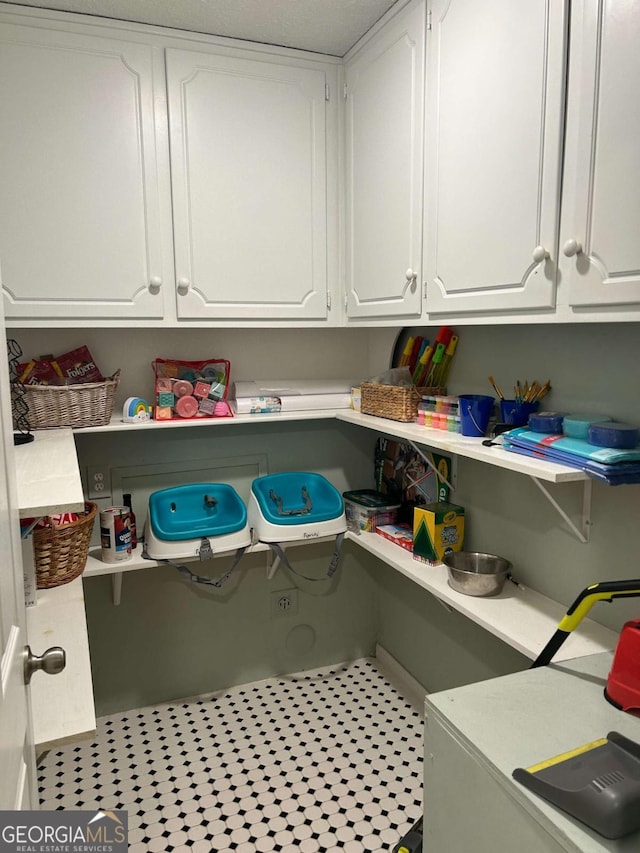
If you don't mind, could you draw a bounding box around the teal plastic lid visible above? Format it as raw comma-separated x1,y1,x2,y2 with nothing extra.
563,413,612,440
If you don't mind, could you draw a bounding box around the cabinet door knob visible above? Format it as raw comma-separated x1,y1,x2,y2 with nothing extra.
562,239,583,258
405,269,417,282
148,276,162,295
532,246,549,263
177,278,190,296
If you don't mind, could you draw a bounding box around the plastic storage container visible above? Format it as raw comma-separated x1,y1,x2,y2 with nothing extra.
563,413,612,440
343,489,400,533
528,412,566,434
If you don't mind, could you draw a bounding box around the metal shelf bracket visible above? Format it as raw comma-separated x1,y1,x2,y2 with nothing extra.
530,476,592,543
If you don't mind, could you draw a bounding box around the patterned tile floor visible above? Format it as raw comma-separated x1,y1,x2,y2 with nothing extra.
38,658,424,852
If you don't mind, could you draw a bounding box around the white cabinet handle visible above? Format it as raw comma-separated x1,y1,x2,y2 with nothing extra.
148,276,162,295
532,246,549,263
405,269,417,282
177,278,190,296
562,239,583,258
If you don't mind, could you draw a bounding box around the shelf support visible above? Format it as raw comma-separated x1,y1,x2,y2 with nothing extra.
530,477,592,543
266,547,283,580
111,572,123,606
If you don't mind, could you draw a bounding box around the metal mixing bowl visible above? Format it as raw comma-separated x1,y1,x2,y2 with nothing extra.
442,551,512,597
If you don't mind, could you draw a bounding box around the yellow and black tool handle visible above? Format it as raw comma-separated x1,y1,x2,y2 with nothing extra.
531,579,640,668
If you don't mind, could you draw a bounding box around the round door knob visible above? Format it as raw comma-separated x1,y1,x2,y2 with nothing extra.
23,645,66,685
563,239,583,258
532,246,549,263
148,276,162,295
405,269,417,282
177,278,190,296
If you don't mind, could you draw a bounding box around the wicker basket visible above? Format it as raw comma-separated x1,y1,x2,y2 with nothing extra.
23,371,120,429
361,382,446,423
33,502,98,589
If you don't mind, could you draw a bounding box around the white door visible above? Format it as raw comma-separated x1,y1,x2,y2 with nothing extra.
561,0,640,309
424,0,567,315
0,321,37,809
167,48,328,321
0,23,169,321
344,0,425,320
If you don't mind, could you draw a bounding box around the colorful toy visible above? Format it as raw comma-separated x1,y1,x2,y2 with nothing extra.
152,358,233,421
122,397,152,423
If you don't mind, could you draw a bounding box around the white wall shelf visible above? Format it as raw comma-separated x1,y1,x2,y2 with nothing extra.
15,429,85,515
336,411,589,484
73,408,590,485
15,431,92,752
82,538,336,579
81,530,617,663
26,577,96,752
73,410,339,434
83,536,339,604
351,531,617,663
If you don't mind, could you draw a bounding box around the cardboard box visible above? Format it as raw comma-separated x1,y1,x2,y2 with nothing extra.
375,523,413,551
413,502,465,565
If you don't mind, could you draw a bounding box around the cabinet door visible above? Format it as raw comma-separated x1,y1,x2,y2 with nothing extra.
0,24,168,320
167,49,328,321
424,0,567,315
561,0,640,309
344,0,425,320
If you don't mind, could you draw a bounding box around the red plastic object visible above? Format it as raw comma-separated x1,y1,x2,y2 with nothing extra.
605,620,640,712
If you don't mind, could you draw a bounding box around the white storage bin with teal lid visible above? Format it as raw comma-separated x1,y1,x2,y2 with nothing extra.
143,483,251,589
248,473,347,580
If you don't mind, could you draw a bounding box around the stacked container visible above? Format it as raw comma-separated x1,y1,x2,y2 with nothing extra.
416,395,461,433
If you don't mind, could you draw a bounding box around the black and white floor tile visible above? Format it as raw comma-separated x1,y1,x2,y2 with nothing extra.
38,658,424,852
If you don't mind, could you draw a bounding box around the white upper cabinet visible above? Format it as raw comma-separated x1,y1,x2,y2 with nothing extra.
166,48,329,321
0,24,170,321
424,0,567,316
560,0,640,310
344,0,425,320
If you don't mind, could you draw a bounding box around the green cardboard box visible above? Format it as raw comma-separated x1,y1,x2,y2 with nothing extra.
413,502,465,565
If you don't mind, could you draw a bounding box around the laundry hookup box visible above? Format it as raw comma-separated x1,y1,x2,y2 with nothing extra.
413,502,465,565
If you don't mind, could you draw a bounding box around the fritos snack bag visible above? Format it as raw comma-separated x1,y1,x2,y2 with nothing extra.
55,345,104,383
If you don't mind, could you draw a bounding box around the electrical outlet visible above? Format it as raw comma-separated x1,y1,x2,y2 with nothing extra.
86,465,111,500
271,588,298,619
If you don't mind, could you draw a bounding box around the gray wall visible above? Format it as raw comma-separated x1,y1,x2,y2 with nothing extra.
13,322,640,713
84,543,378,716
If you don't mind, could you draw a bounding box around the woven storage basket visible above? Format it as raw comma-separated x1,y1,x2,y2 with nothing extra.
360,382,446,423
33,502,98,589
23,371,120,429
